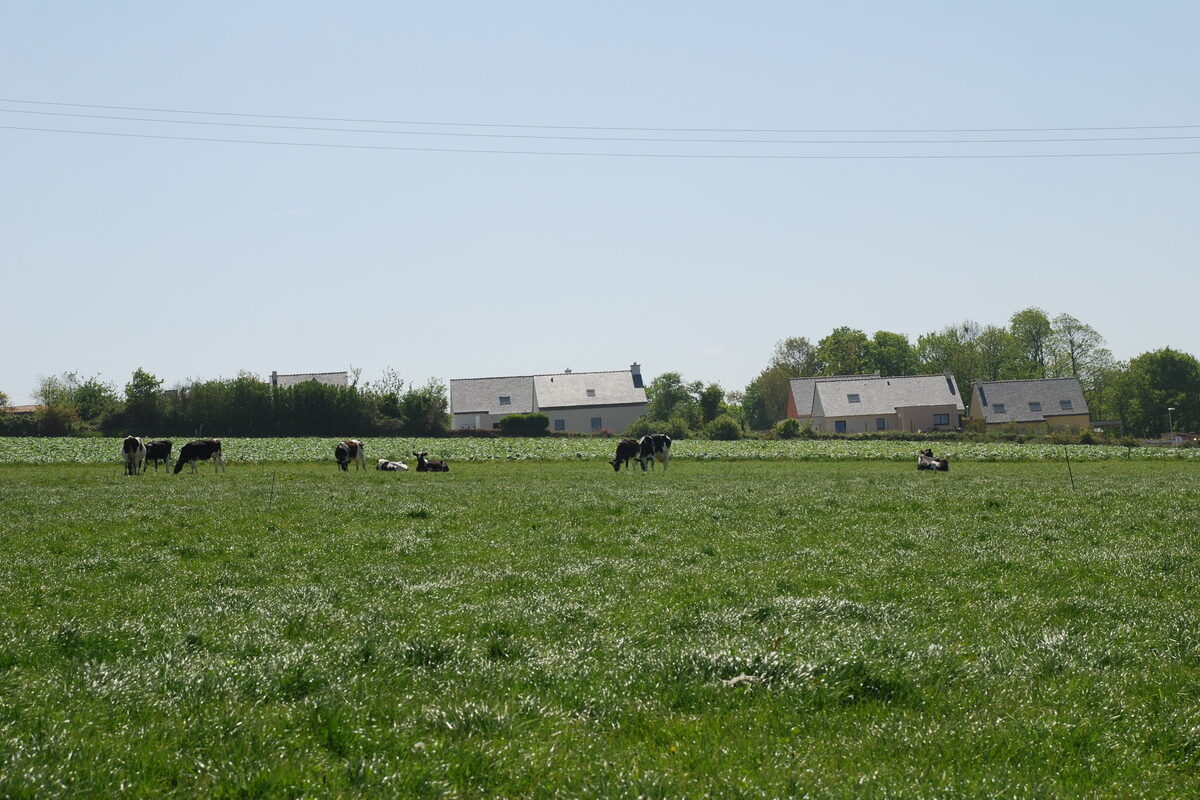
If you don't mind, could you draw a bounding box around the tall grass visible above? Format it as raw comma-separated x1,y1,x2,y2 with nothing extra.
1,460,1198,797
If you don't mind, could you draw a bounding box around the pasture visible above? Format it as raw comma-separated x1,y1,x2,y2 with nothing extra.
1,456,1198,798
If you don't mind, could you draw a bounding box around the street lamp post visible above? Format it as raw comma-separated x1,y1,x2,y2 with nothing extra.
1168,407,1176,446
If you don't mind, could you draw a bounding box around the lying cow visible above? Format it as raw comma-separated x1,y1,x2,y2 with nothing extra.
376,458,408,471
917,448,949,471
610,438,640,471
413,451,450,472
122,436,145,476
335,439,366,471
143,439,172,472
174,438,226,474
638,433,672,472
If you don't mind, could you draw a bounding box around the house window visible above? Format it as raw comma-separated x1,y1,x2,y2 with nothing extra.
1060,400,1073,411
933,413,950,426
499,396,511,405
1029,402,1042,412
554,419,565,431
586,388,596,397
591,417,602,431
835,420,847,434
847,394,861,403
876,418,887,431
993,403,1006,414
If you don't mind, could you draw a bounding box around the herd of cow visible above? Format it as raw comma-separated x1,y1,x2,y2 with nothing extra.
119,433,948,474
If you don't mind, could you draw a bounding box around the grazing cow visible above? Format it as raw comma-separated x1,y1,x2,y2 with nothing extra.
173,438,226,474
917,448,950,472
335,439,367,471
610,438,640,472
376,458,408,471
638,434,672,472
412,451,450,472
142,439,172,472
122,436,145,476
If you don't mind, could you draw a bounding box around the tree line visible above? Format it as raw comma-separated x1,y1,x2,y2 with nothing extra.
2,306,1195,439
0,368,450,438
634,307,1197,440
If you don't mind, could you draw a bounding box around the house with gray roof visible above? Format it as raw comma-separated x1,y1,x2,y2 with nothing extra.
967,378,1090,432
451,364,647,433
803,374,965,433
787,375,879,421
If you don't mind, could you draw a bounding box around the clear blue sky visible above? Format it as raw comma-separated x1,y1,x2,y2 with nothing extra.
3,2,1197,406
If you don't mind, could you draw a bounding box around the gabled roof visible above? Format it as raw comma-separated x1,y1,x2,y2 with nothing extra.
449,375,535,415
813,374,965,418
533,370,647,409
972,378,1089,423
789,375,879,417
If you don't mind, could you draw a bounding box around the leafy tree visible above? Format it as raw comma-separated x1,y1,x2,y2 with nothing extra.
868,330,919,376
0,390,9,410
645,372,701,429
1112,348,1200,437
123,368,164,430
917,321,985,400
35,372,119,424
397,378,450,436
1048,313,1113,383
815,327,873,376
1009,307,1053,379
974,325,1020,381
770,337,818,376
743,366,791,430
698,383,725,424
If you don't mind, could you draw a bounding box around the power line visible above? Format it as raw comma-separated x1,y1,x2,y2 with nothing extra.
4,107,1200,145
5,124,1200,159
1,96,1197,134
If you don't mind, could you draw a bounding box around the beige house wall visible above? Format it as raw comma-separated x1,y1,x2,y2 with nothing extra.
895,404,960,432
543,405,646,435
813,404,959,434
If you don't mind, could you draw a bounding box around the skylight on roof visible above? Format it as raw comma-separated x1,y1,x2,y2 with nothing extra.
847,394,861,403
993,403,1006,413
1029,401,1042,412
1060,400,1073,410
586,388,596,397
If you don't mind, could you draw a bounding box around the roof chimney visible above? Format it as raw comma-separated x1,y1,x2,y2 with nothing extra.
631,362,643,389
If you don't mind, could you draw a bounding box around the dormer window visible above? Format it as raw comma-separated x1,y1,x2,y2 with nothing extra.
1060,400,1073,411
586,389,596,397
1029,402,1042,412
499,396,511,405
847,394,861,403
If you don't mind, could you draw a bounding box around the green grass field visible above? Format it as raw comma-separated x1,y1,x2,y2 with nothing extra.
1,458,1198,798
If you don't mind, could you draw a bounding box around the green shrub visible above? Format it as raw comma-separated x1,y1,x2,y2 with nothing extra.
703,414,742,440
775,418,801,440
498,413,550,437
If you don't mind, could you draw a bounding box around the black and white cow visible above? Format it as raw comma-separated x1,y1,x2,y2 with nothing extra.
142,439,172,472
335,439,366,471
174,438,226,474
413,451,450,472
610,438,640,472
376,458,408,471
638,434,672,472
122,436,145,476
917,448,949,472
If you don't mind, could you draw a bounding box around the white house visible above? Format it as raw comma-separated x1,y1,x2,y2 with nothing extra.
451,364,648,434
